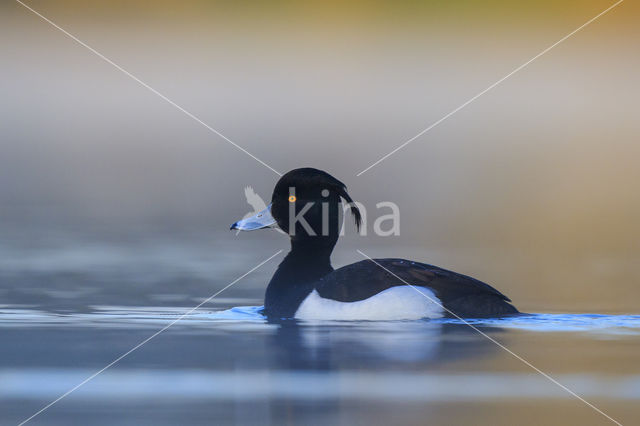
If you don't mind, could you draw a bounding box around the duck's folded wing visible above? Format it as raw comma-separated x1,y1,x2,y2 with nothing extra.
314,258,518,318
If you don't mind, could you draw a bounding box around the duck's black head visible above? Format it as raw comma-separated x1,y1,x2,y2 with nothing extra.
231,168,361,248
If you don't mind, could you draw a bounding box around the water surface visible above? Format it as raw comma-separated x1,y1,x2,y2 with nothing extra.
1,236,639,425
2,304,640,426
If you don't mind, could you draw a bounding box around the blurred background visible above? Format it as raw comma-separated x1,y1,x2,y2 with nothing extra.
1,0,638,312
1,1,639,424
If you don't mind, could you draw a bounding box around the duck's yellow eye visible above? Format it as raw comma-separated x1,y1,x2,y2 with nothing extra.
288,195,296,202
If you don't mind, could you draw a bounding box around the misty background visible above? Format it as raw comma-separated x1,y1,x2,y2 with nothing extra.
1,0,638,312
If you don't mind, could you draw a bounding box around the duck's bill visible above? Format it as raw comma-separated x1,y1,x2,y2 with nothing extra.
230,204,277,231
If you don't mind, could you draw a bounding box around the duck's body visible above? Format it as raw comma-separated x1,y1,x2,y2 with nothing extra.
231,168,519,321
265,254,517,320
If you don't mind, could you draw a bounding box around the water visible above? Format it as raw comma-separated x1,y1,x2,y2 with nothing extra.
1,235,640,425
2,306,640,425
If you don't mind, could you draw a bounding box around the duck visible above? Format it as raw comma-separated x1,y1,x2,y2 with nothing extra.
230,168,518,321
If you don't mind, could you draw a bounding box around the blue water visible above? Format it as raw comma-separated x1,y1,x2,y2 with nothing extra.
3,305,640,334
2,235,639,425
2,304,640,425
443,313,640,334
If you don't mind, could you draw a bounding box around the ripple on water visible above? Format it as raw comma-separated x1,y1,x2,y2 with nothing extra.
441,313,640,334
1,306,640,336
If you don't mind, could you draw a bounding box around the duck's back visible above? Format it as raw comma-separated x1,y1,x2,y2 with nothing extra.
294,259,518,320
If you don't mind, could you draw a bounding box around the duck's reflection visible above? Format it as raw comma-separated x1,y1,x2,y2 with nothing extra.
258,319,506,424
268,319,503,370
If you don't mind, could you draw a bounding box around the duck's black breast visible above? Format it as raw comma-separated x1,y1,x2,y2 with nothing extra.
313,258,519,318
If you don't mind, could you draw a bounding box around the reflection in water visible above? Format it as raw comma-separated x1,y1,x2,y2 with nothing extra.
1,305,640,425
269,319,503,369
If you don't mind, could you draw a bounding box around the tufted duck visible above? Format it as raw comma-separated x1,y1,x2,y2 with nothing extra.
231,168,518,320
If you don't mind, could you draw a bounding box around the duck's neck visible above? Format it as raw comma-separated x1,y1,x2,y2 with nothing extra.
264,239,335,318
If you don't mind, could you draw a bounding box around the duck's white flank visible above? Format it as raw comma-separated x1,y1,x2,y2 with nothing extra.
294,286,444,321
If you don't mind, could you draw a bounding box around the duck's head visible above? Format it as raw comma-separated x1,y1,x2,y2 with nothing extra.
231,168,361,245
